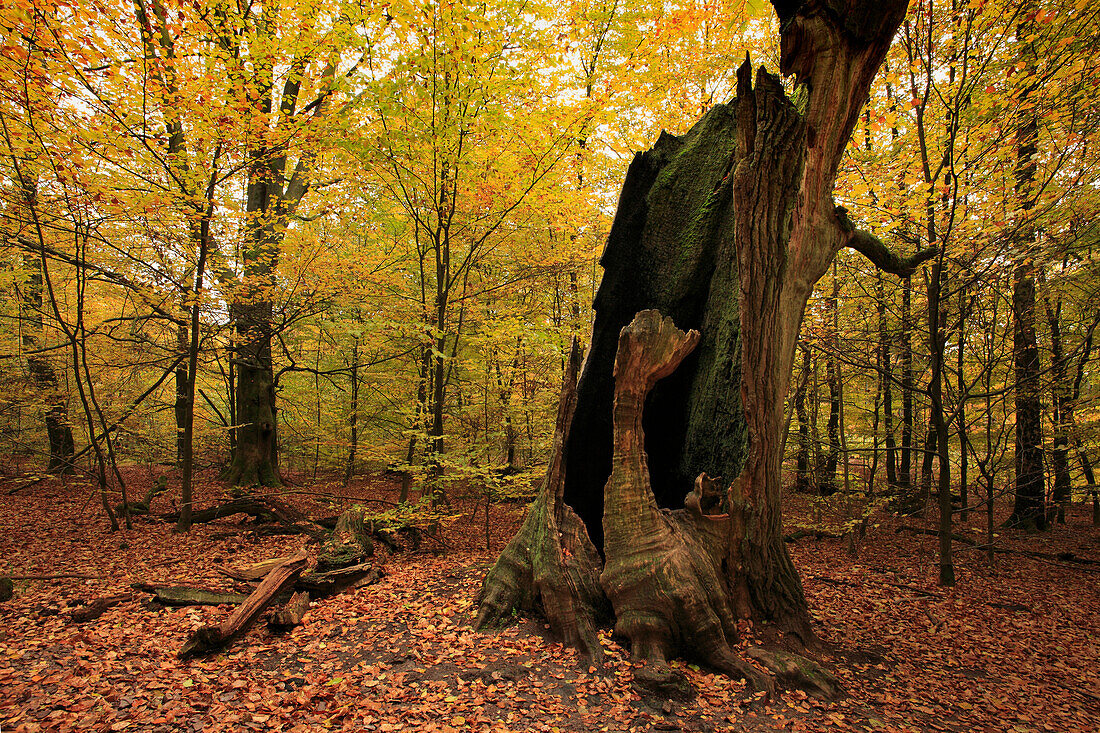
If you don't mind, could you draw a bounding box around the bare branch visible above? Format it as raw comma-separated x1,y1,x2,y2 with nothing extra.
836,206,937,277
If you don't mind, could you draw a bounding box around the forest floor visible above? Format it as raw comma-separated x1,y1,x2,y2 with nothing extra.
1,468,1098,733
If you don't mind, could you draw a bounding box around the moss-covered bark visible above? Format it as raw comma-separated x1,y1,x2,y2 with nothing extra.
222,347,281,487
479,0,917,702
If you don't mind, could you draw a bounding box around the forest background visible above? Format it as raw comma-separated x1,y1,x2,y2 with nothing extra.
1,0,1099,542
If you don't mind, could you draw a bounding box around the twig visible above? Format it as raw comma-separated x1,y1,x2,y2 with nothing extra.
897,524,1100,571
4,573,103,580
809,574,941,598
6,475,48,495
150,556,188,568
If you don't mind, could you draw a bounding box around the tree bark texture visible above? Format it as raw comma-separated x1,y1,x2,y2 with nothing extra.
479,0,912,693
223,301,282,487
794,345,814,493
1008,2,1046,531
179,553,307,658
1009,261,1046,531
19,214,74,474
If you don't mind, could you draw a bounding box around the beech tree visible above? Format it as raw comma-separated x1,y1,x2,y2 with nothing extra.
477,0,933,695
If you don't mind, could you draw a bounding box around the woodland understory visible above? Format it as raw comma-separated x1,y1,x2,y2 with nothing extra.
1,469,1098,733
3,0,1100,730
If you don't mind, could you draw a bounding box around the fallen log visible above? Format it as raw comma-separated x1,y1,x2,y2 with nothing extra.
219,556,296,582
179,553,308,658
785,528,844,542
69,594,131,623
135,584,249,607
895,525,1100,571
268,591,310,631
297,562,382,597
116,475,168,516
162,496,325,539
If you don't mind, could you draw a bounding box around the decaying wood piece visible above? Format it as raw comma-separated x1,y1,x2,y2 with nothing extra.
297,562,382,597
136,584,249,606
476,340,609,659
179,553,307,658
69,594,131,623
220,556,296,582
163,496,324,539
268,590,310,630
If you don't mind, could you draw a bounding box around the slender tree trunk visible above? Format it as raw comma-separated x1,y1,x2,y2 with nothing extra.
957,289,968,522
345,336,359,486
495,346,521,473
1007,1,1046,531
928,252,954,585
428,283,448,504
1042,288,1071,523
1078,444,1099,526
794,345,813,493
175,321,188,466
878,274,897,486
20,248,74,474
900,276,914,489
1067,310,1100,525
820,266,841,495
177,167,218,532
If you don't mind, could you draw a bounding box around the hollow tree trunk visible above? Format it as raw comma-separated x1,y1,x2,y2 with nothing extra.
479,0,919,692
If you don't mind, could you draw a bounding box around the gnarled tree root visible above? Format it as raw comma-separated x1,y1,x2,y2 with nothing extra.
600,311,777,696
476,341,610,658
747,647,843,699
477,314,845,700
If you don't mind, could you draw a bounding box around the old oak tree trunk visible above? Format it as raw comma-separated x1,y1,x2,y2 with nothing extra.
477,0,930,697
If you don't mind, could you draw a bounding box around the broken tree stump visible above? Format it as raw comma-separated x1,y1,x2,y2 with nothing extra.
268,590,310,631
476,340,610,659
179,553,308,658
317,506,374,571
